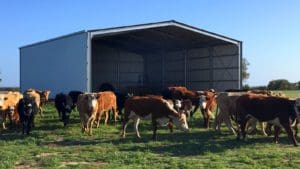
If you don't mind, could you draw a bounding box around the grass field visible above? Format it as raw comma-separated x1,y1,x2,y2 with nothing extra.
1,90,300,169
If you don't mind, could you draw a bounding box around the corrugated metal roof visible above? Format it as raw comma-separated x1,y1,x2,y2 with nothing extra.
89,20,241,44
20,20,241,49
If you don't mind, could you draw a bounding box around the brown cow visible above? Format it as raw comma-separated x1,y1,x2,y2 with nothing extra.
121,96,189,140
200,91,217,129
236,94,300,146
162,86,203,117
25,89,50,117
0,91,23,129
77,93,99,135
95,91,118,127
215,92,273,136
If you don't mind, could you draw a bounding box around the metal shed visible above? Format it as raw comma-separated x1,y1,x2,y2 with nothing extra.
20,20,242,97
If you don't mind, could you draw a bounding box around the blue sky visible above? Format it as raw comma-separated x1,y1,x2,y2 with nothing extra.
0,0,299,87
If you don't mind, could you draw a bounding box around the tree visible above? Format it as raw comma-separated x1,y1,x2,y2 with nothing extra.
267,79,291,90
242,58,250,83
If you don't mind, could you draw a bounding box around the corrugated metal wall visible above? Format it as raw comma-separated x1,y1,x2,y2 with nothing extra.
20,32,88,98
92,45,144,92
144,44,239,91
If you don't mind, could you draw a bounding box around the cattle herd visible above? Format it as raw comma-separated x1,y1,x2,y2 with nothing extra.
0,86,300,146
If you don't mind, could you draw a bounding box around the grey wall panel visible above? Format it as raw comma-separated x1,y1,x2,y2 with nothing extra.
165,71,184,82
213,44,238,56
187,70,210,81
119,62,143,72
92,44,144,91
213,55,238,68
187,57,209,70
188,48,209,58
164,50,184,85
211,44,240,91
186,82,210,91
145,54,163,89
20,32,87,98
213,81,239,91
213,69,239,81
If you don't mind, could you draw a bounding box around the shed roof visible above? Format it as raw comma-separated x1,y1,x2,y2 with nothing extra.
20,20,241,49
89,20,240,45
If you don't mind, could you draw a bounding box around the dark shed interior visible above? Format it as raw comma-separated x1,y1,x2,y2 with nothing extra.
91,24,240,93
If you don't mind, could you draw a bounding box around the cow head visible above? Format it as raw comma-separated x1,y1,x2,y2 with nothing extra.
0,96,8,110
295,98,300,117
173,99,182,110
84,93,98,111
24,102,34,116
199,95,207,109
7,106,15,116
62,103,72,127
41,90,51,101
171,112,189,132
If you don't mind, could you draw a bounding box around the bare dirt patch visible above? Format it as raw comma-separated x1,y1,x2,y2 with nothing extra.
35,152,58,158
14,161,41,169
59,161,106,168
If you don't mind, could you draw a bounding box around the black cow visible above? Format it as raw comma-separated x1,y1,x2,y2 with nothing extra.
68,91,83,110
55,93,73,126
115,92,133,120
18,97,38,135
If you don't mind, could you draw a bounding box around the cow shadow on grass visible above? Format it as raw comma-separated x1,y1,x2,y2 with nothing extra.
0,128,43,142
41,139,100,147
114,130,295,156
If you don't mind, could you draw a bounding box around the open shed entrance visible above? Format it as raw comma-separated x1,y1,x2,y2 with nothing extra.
91,23,240,93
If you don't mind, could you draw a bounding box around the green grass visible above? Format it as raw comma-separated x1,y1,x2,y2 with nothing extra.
1,93,300,169
279,90,300,98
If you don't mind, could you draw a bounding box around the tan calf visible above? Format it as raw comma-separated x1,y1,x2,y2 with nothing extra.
95,91,118,127
77,93,99,135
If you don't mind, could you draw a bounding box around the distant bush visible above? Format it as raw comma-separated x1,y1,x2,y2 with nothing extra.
0,87,19,91
242,84,250,90
251,86,268,90
267,79,297,90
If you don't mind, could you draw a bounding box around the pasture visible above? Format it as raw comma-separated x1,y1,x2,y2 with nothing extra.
1,90,300,169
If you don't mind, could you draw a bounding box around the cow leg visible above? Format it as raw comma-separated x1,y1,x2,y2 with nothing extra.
87,116,95,135
39,107,44,117
202,109,209,129
104,111,109,125
282,124,298,146
113,107,118,123
237,117,247,141
2,113,7,130
58,111,62,121
168,120,174,133
261,122,267,136
27,118,32,135
213,110,221,132
190,103,199,118
295,121,298,138
152,119,158,141
133,118,141,138
224,114,236,135
121,116,129,138
273,125,280,144
96,112,102,128
265,123,273,136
